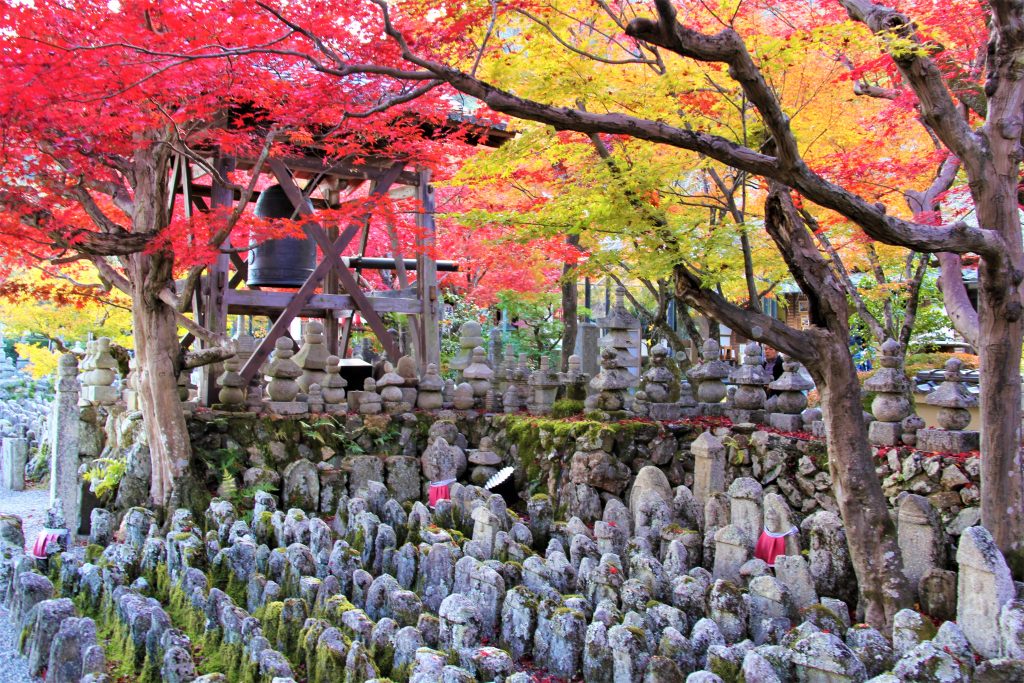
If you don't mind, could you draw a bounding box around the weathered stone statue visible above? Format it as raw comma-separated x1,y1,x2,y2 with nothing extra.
641,343,683,420
559,354,589,403
451,321,485,381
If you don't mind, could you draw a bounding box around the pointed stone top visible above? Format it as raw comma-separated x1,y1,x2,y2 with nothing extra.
880,338,902,368
924,358,977,409
728,477,764,500
304,320,324,338
957,525,1014,579
768,356,814,392
742,342,763,366
691,431,725,457
464,346,495,381
419,363,444,391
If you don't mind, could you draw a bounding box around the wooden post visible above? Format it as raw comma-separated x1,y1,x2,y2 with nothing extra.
416,168,440,372
200,156,235,405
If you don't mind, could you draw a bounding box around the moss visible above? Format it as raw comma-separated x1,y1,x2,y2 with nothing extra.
551,399,585,419
85,544,104,563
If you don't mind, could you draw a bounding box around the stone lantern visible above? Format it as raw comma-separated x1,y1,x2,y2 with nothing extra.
687,339,730,416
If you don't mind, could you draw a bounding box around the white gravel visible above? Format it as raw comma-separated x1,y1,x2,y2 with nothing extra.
0,484,52,683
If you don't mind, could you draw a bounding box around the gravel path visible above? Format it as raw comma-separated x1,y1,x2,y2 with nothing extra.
0,484,52,683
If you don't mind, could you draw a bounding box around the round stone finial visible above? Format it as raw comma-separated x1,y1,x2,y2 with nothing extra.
275,337,293,353
743,341,762,365
879,339,901,369
96,337,111,351
943,357,963,381
701,339,721,360
651,343,669,361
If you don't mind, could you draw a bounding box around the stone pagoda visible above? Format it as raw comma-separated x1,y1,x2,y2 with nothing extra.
727,342,771,424
687,339,730,416
585,347,636,413
767,356,814,432
596,286,641,378
450,321,485,381
917,358,979,452
863,339,913,446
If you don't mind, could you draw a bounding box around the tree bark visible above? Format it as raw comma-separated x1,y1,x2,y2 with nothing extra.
560,234,581,372
131,287,192,509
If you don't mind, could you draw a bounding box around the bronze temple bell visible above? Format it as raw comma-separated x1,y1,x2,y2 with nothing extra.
247,184,318,288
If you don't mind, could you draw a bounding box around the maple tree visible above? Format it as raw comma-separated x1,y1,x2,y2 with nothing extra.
0,1,479,510
226,0,1024,629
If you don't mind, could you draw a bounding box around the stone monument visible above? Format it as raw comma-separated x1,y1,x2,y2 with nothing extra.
687,339,730,416
864,339,913,446
917,358,979,452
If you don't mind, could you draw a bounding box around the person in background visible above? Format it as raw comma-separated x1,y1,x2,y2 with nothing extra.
764,346,784,397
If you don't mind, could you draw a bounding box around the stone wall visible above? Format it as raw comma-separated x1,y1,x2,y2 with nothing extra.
79,409,982,568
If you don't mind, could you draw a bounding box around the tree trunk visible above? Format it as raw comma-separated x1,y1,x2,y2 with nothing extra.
560,235,581,372
132,284,192,509
976,279,1024,575
806,332,912,630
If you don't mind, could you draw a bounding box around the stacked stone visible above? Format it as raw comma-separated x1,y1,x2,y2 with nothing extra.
377,363,411,414
463,347,495,408
215,354,247,411
263,337,307,416
917,358,979,453
321,355,348,415
864,339,913,446
417,363,444,410
234,330,264,413
357,377,383,415
467,435,502,486
293,320,329,394
584,347,636,413
497,346,517,398
727,342,770,424
122,357,139,411
450,321,485,381
528,356,560,415
767,355,814,432
79,337,119,406
395,355,420,408
687,339,730,416
596,285,640,377
638,343,683,420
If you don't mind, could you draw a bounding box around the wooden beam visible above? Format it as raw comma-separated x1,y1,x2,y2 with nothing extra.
269,159,405,361
224,289,421,314
416,168,440,371
200,156,235,405
237,223,361,384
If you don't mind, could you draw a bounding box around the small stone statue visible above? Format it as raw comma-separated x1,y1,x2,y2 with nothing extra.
451,321,485,381
378,362,410,414
528,356,560,415
559,354,589,402
453,382,476,410
642,343,683,420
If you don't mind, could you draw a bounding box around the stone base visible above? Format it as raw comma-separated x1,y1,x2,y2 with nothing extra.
324,404,348,416
727,408,765,425
211,403,248,413
868,421,903,446
769,413,804,432
266,401,309,416
700,403,725,417
384,401,414,415
648,403,682,421
916,429,979,453
811,420,825,438
81,385,119,405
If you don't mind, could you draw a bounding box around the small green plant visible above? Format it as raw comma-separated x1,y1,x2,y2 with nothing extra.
82,457,127,499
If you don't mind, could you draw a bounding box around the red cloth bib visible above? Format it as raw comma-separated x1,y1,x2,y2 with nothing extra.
754,526,797,567
429,480,455,507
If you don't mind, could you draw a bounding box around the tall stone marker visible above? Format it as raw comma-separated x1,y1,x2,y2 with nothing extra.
956,525,1015,658
49,354,81,534
691,431,725,511
1,438,27,491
